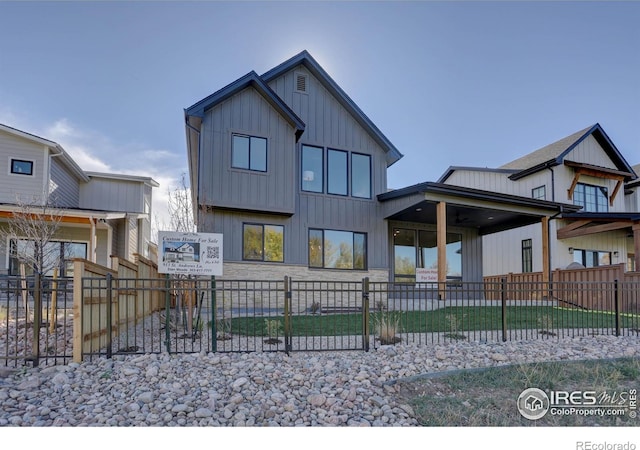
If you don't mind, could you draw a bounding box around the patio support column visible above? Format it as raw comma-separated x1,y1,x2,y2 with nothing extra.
542,216,550,285
437,201,447,300
89,217,97,263
633,223,640,272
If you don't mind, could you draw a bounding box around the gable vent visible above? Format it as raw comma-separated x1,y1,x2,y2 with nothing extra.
295,72,308,94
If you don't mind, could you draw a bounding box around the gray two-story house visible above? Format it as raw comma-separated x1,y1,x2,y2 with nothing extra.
184,51,580,286
0,123,159,276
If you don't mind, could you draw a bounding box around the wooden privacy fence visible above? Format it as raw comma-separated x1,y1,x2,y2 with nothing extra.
484,264,640,312
72,255,162,363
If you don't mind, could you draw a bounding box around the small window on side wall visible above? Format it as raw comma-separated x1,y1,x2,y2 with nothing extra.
232,134,267,172
532,186,545,200
10,158,34,176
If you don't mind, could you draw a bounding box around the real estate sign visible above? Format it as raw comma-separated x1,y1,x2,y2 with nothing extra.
415,268,438,288
158,231,223,276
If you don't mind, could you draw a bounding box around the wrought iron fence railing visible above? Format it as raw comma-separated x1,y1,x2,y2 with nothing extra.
1,275,639,367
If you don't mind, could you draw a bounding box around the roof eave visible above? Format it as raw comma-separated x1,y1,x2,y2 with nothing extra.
262,51,403,167
184,71,305,139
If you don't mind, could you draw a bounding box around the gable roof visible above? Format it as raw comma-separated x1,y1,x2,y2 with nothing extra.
0,123,90,182
437,166,518,184
85,171,159,188
184,71,305,141
261,50,403,167
500,123,637,181
626,164,640,188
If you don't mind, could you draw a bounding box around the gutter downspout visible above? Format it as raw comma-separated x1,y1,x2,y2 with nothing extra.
547,165,556,202
185,119,201,229
103,220,113,269
546,206,564,284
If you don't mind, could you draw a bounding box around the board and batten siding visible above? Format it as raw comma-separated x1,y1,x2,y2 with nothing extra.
49,156,80,207
482,220,630,276
210,197,389,270
199,87,297,215
443,170,555,200
80,178,144,213
267,65,388,190
0,130,47,203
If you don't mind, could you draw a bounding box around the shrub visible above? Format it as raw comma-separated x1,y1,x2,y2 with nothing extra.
372,311,402,345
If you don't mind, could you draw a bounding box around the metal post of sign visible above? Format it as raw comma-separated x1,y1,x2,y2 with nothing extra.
165,274,171,353
211,276,217,353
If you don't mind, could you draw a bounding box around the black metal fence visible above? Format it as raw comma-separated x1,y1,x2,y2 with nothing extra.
2,275,639,367
0,274,74,367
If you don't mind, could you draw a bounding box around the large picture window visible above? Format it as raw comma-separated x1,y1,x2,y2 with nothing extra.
232,134,267,172
301,146,371,199
393,228,462,282
308,229,366,270
573,183,608,212
9,239,87,276
243,224,284,262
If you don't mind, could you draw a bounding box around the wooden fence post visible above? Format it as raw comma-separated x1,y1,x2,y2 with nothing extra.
72,260,84,363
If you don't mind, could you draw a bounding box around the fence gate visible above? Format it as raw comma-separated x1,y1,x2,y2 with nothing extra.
286,279,370,352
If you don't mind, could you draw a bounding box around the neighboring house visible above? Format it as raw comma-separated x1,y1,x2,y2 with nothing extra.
0,123,159,276
438,124,639,276
184,50,580,286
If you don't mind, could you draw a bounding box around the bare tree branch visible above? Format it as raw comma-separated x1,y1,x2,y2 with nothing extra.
0,194,66,275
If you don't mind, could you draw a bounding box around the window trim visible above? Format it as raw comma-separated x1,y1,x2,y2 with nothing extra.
522,238,533,273
300,145,373,199
301,144,324,193
572,248,612,268
351,152,372,199
308,228,367,270
327,148,349,196
9,158,35,176
8,238,88,276
573,182,608,212
231,133,268,173
531,185,545,200
242,223,284,263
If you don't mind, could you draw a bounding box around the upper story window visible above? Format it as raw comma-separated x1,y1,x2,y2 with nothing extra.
532,185,546,200
328,149,348,195
232,134,267,172
10,158,34,176
573,183,608,212
301,145,371,199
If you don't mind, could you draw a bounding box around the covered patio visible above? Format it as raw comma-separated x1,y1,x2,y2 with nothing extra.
378,182,581,298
